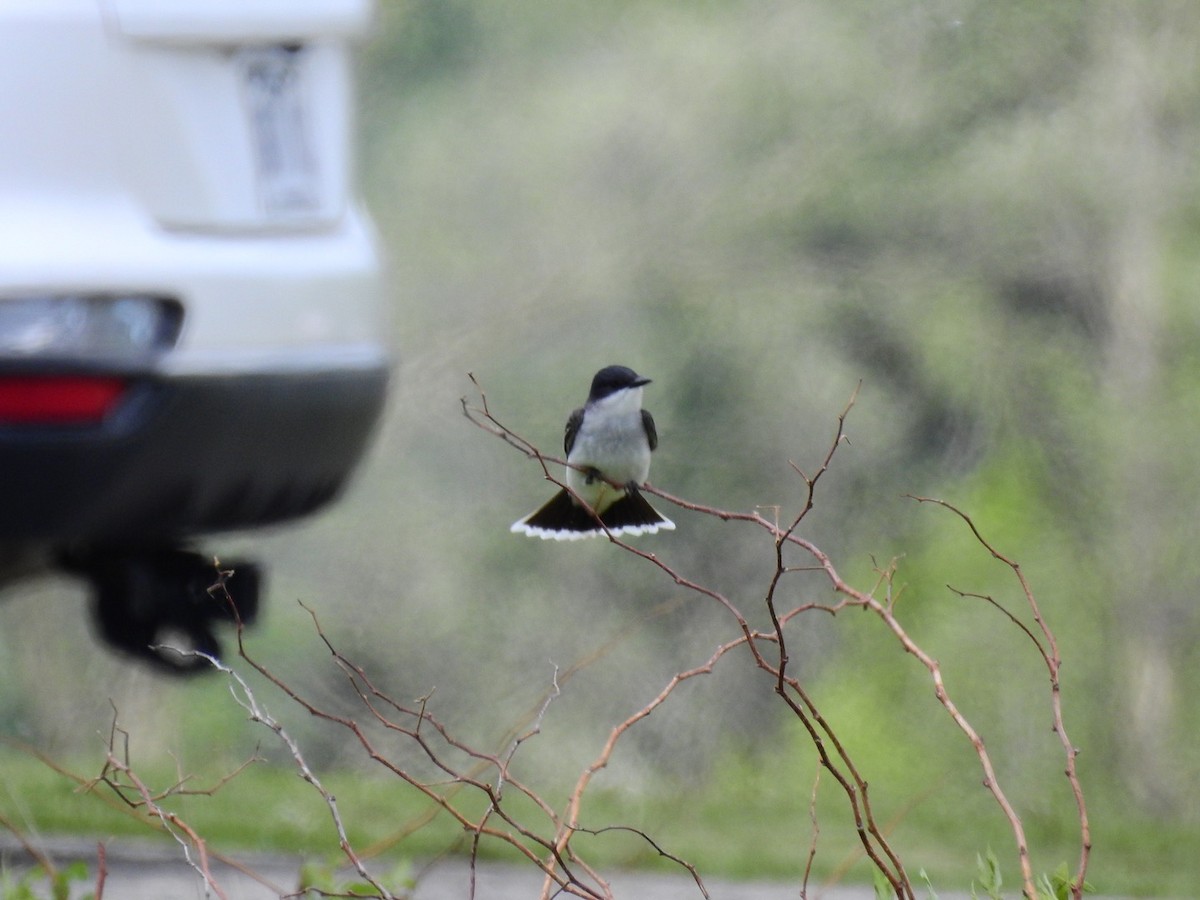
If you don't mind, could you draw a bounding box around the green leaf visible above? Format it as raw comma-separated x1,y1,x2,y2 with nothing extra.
1035,862,1097,900
297,860,337,891
917,866,939,900
872,865,893,899
972,848,1004,900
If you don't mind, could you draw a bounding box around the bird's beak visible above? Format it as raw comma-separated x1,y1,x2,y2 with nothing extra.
633,376,652,387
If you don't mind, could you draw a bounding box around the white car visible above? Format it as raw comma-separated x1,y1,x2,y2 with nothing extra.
0,0,390,671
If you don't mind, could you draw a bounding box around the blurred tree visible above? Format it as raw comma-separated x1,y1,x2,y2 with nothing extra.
303,0,1200,818
1087,3,1199,810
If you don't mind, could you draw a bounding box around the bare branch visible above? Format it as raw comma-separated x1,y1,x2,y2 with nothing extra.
908,496,1092,899
468,372,1088,900
95,711,231,900
800,767,821,899
35,373,1087,900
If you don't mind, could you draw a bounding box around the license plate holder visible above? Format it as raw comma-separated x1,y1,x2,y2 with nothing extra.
238,45,321,218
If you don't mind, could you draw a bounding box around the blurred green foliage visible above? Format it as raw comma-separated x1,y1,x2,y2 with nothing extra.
0,860,92,900
4,0,1200,893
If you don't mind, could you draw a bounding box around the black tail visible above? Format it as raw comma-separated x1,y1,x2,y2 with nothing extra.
511,489,675,540
599,491,674,532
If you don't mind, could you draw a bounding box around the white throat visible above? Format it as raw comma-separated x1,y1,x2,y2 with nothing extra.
590,385,644,417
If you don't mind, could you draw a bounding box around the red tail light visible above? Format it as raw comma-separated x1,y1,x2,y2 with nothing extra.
0,376,127,424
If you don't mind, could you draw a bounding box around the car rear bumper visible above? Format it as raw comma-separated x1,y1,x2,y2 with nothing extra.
0,362,388,545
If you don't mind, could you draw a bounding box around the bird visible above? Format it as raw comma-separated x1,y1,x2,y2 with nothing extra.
511,365,676,540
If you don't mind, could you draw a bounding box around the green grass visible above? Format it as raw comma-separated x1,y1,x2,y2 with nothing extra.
0,745,460,861
2,742,1197,896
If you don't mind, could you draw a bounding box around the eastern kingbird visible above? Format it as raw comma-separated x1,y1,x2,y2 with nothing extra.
511,365,676,540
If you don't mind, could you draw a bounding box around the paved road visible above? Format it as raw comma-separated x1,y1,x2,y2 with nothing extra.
1,835,884,899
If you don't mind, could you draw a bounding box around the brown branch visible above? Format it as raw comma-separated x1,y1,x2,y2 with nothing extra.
94,714,231,900
1,735,287,898
908,495,1092,899
58,373,1086,900
95,841,107,900
946,584,1047,658
0,809,58,877
468,374,913,898
800,767,821,899
214,596,611,900
467,372,1088,899
575,825,710,899
182,645,402,900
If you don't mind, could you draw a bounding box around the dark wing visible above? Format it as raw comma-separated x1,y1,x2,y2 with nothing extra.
564,407,584,455
641,409,659,452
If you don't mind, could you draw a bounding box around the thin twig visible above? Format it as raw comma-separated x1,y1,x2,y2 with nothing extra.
64,373,1087,900
188,649,399,900
468,372,1087,900
908,495,1091,899
800,767,821,899
94,717,230,900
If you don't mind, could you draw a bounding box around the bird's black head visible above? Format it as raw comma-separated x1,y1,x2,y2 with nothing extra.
588,365,651,402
